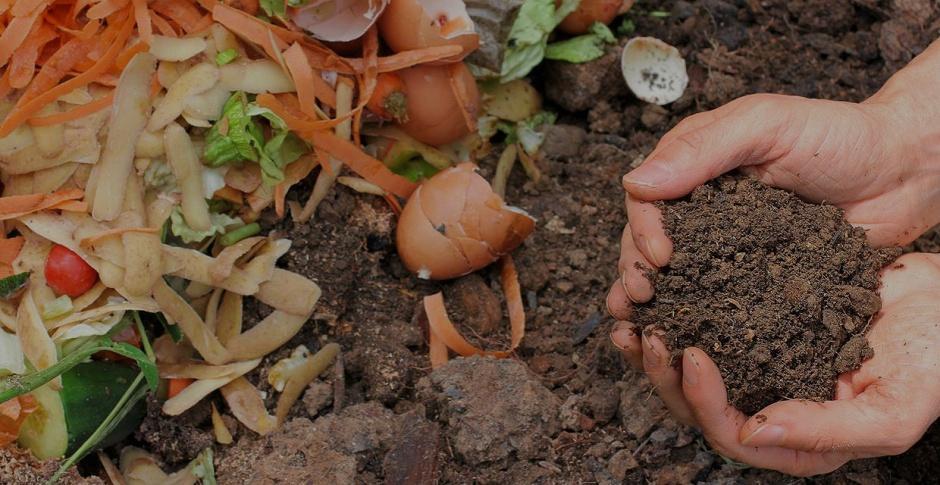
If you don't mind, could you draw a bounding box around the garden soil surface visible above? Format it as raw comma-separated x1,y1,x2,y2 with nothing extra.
9,0,940,483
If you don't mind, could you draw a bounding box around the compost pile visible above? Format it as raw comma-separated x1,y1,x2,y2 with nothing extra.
634,176,902,414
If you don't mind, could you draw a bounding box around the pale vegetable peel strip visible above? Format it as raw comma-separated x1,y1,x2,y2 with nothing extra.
16,292,59,386
46,300,160,331
162,358,260,416
220,376,277,435
211,403,233,445
216,291,242,347
164,122,211,231
90,52,156,222
159,360,259,380
254,268,321,317
424,256,525,364
208,237,268,282
204,287,223,331
224,310,308,362
147,62,219,132
153,278,230,365
274,342,339,424
162,245,268,296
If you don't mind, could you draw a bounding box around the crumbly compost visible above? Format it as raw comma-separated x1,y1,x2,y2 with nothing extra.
634,176,901,414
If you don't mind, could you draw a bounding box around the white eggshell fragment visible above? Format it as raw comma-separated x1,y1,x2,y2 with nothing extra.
620,37,689,106
291,0,390,43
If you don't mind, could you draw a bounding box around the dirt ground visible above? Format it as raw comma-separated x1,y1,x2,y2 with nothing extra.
14,0,938,484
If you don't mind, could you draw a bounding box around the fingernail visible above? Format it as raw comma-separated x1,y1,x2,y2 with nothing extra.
683,350,700,386
642,332,661,366
741,424,787,447
624,163,674,188
638,234,667,268
610,322,635,350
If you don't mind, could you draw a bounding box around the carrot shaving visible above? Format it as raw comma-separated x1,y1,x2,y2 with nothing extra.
256,93,345,133
7,22,57,89
282,43,318,119
383,193,402,216
309,131,417,199
212,3,294,61
167,378,194,399
423,256,525,366
151,0,203,33
28,91,114,126
0,69,12,99
52,200,88,213
0,6,45,69
130,0,152,43
115,41,148,70
0,395,38,447
273,183,287,219
303,45,463,75
79,226,158,248
87,0,130,20
0,11,134,138
11,0,49,17
0,188,85,221
0,236,25,267
150,12,178,36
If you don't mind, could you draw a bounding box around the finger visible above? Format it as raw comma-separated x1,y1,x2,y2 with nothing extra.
606,278,632,321
642,331,696,425
618,223,655,303
623,94,797,201
626,194,672,267
610,321,642,369
738,386,926,455
651,109,722,154
682,348,852,476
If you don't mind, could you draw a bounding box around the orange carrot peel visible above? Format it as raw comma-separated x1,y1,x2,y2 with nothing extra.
424,256,526,368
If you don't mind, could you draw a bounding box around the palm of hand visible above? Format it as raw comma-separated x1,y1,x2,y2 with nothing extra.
612,253,940,477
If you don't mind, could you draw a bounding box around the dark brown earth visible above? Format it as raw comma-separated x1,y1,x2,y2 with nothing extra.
32,0,940,483
632,177,901,414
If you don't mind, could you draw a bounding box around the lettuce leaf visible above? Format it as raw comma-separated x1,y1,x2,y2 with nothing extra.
259,0,286,17
169,208,242,244
545,22,616,63
204,92,310,186
500,0,580,82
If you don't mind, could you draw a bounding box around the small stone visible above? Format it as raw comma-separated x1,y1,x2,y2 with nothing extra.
607,449,639,480
640,104,669,129
556,280,575,293
303,382,333,417
539,124,586,159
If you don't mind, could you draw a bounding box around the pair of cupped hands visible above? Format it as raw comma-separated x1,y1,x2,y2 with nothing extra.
607,41,940,476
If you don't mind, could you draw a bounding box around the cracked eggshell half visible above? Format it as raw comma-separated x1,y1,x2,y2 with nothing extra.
291,0,390,43
378,0,480,63
621,37,688,105
397,62,480,146
396,163,535,280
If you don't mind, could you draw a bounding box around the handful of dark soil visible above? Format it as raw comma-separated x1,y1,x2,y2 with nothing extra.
633,176,901,415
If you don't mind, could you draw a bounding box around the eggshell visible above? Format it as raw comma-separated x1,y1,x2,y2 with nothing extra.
620,36,689,105
396,163,535,280
557,0,624,35
378,0,479,63
291,0,389,43
397,63,479,146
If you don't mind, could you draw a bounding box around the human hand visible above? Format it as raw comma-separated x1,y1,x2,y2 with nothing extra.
610,253,940,476
607,86,940,317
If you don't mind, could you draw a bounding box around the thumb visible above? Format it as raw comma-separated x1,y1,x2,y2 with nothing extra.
623,94,793,200
738,390,918,455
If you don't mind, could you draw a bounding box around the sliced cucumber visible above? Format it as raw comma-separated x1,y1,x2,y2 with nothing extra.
17,361,146,458
17,382,68,459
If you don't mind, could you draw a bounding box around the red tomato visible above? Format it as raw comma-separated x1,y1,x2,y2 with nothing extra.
44,245,98,297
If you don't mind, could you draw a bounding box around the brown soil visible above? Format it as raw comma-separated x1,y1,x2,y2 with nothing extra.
633,177,901,414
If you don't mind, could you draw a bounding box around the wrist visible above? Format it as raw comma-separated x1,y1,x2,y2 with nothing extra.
866,40,940,236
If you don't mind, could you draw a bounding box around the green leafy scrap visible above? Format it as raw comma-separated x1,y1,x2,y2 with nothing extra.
545,22,616,63
0,272,29,299
216,48,239,65
204,92,310,186
500,0,581,82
